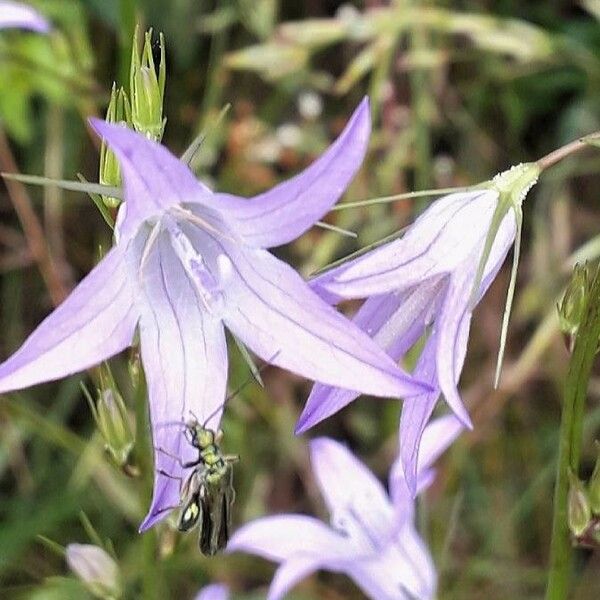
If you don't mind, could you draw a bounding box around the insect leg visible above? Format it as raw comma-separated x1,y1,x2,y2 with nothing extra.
157,469,183,482
156,446,201,469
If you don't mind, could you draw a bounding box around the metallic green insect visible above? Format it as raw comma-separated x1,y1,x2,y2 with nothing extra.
176,423,238,555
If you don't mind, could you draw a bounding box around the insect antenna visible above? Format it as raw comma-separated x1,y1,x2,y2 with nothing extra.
201,351,280,428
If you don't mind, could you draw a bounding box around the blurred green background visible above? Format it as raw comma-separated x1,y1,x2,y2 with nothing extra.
1,0,600,598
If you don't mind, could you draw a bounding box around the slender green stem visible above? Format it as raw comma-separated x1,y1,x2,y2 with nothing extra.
546,266,600,599
330,186,468,211
408,0,432,198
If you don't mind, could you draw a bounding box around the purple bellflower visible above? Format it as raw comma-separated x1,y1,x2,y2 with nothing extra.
228,415,463,600
0,1,49,31
300,163,539,493
0,99,430,530
194,584,229,600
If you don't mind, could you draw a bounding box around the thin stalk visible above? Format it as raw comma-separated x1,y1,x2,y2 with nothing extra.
44,104,70,286
330,186,468,211
408,0,432,196
545,266,600,599
132,361,162,599
0,127,68,305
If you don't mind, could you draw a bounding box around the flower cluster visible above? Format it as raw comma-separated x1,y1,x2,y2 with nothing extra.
0,99,429,530
0,26,542,593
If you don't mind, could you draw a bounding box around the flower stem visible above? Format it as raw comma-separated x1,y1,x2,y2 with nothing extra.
545,266,600,599
537,131,600,171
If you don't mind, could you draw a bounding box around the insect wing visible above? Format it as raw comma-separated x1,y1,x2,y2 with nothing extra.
178,491,202,532
178,471,203,532
198,487,215,555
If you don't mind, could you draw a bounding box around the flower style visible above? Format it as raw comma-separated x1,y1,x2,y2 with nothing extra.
194,584,229,600
228,415,463,600
0,1,49,31
0,99,430,530
300,164,539,493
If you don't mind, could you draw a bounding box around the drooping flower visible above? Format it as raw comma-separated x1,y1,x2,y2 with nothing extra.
228,415,463,600
0,1,49,31
299,163,540,493
194,584,229,600
0,99,430,530
66,544,121,599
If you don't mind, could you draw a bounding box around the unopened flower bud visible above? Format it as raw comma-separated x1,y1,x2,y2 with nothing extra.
100,84,131,208
66,544,121,599
558,263,589,345
568,470,592,538
87,370,135,471
588,441,600,515
130,26,166,141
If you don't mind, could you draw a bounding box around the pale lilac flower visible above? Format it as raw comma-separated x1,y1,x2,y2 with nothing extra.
300,168,539,492
228,415,462,600
0,1,49,32
66,544,121,598
194,584,229,600
0,99,430,530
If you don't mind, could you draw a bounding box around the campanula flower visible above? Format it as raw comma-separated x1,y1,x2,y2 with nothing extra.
228,415,462,600
0,1,49,31
301,164,539,493
0,99,430,530
194,584,229,600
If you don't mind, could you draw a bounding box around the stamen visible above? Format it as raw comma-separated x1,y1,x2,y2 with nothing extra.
170,205,236,244
139,220,162,279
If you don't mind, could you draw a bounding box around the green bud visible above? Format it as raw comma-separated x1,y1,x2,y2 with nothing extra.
85,366,135,471
568,470,592,538
588,441,600,515
558,263,589,345
99,84,131,208
130,26,166,141
66,544,121,600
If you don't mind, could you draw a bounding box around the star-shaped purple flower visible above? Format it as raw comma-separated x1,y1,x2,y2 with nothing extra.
0,1,49,32
301,188,518,493
0,99,430,529
228,415,463,600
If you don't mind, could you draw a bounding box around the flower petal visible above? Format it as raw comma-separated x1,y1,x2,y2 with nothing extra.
267,558,323,600
212,98,370,248
194,584,229,600
227,514,348,561
133,230,228,531
435,273,475,428
0,246,136,393
310,437,393,549
0,1,49,31
396,332,442,499
214,242,430,407
435,208,516,427
89,119,212,241
298,281,443,432
313,190,498,299
350,539,435,600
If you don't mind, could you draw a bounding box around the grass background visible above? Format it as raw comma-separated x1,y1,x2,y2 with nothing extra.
1,0,600,598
